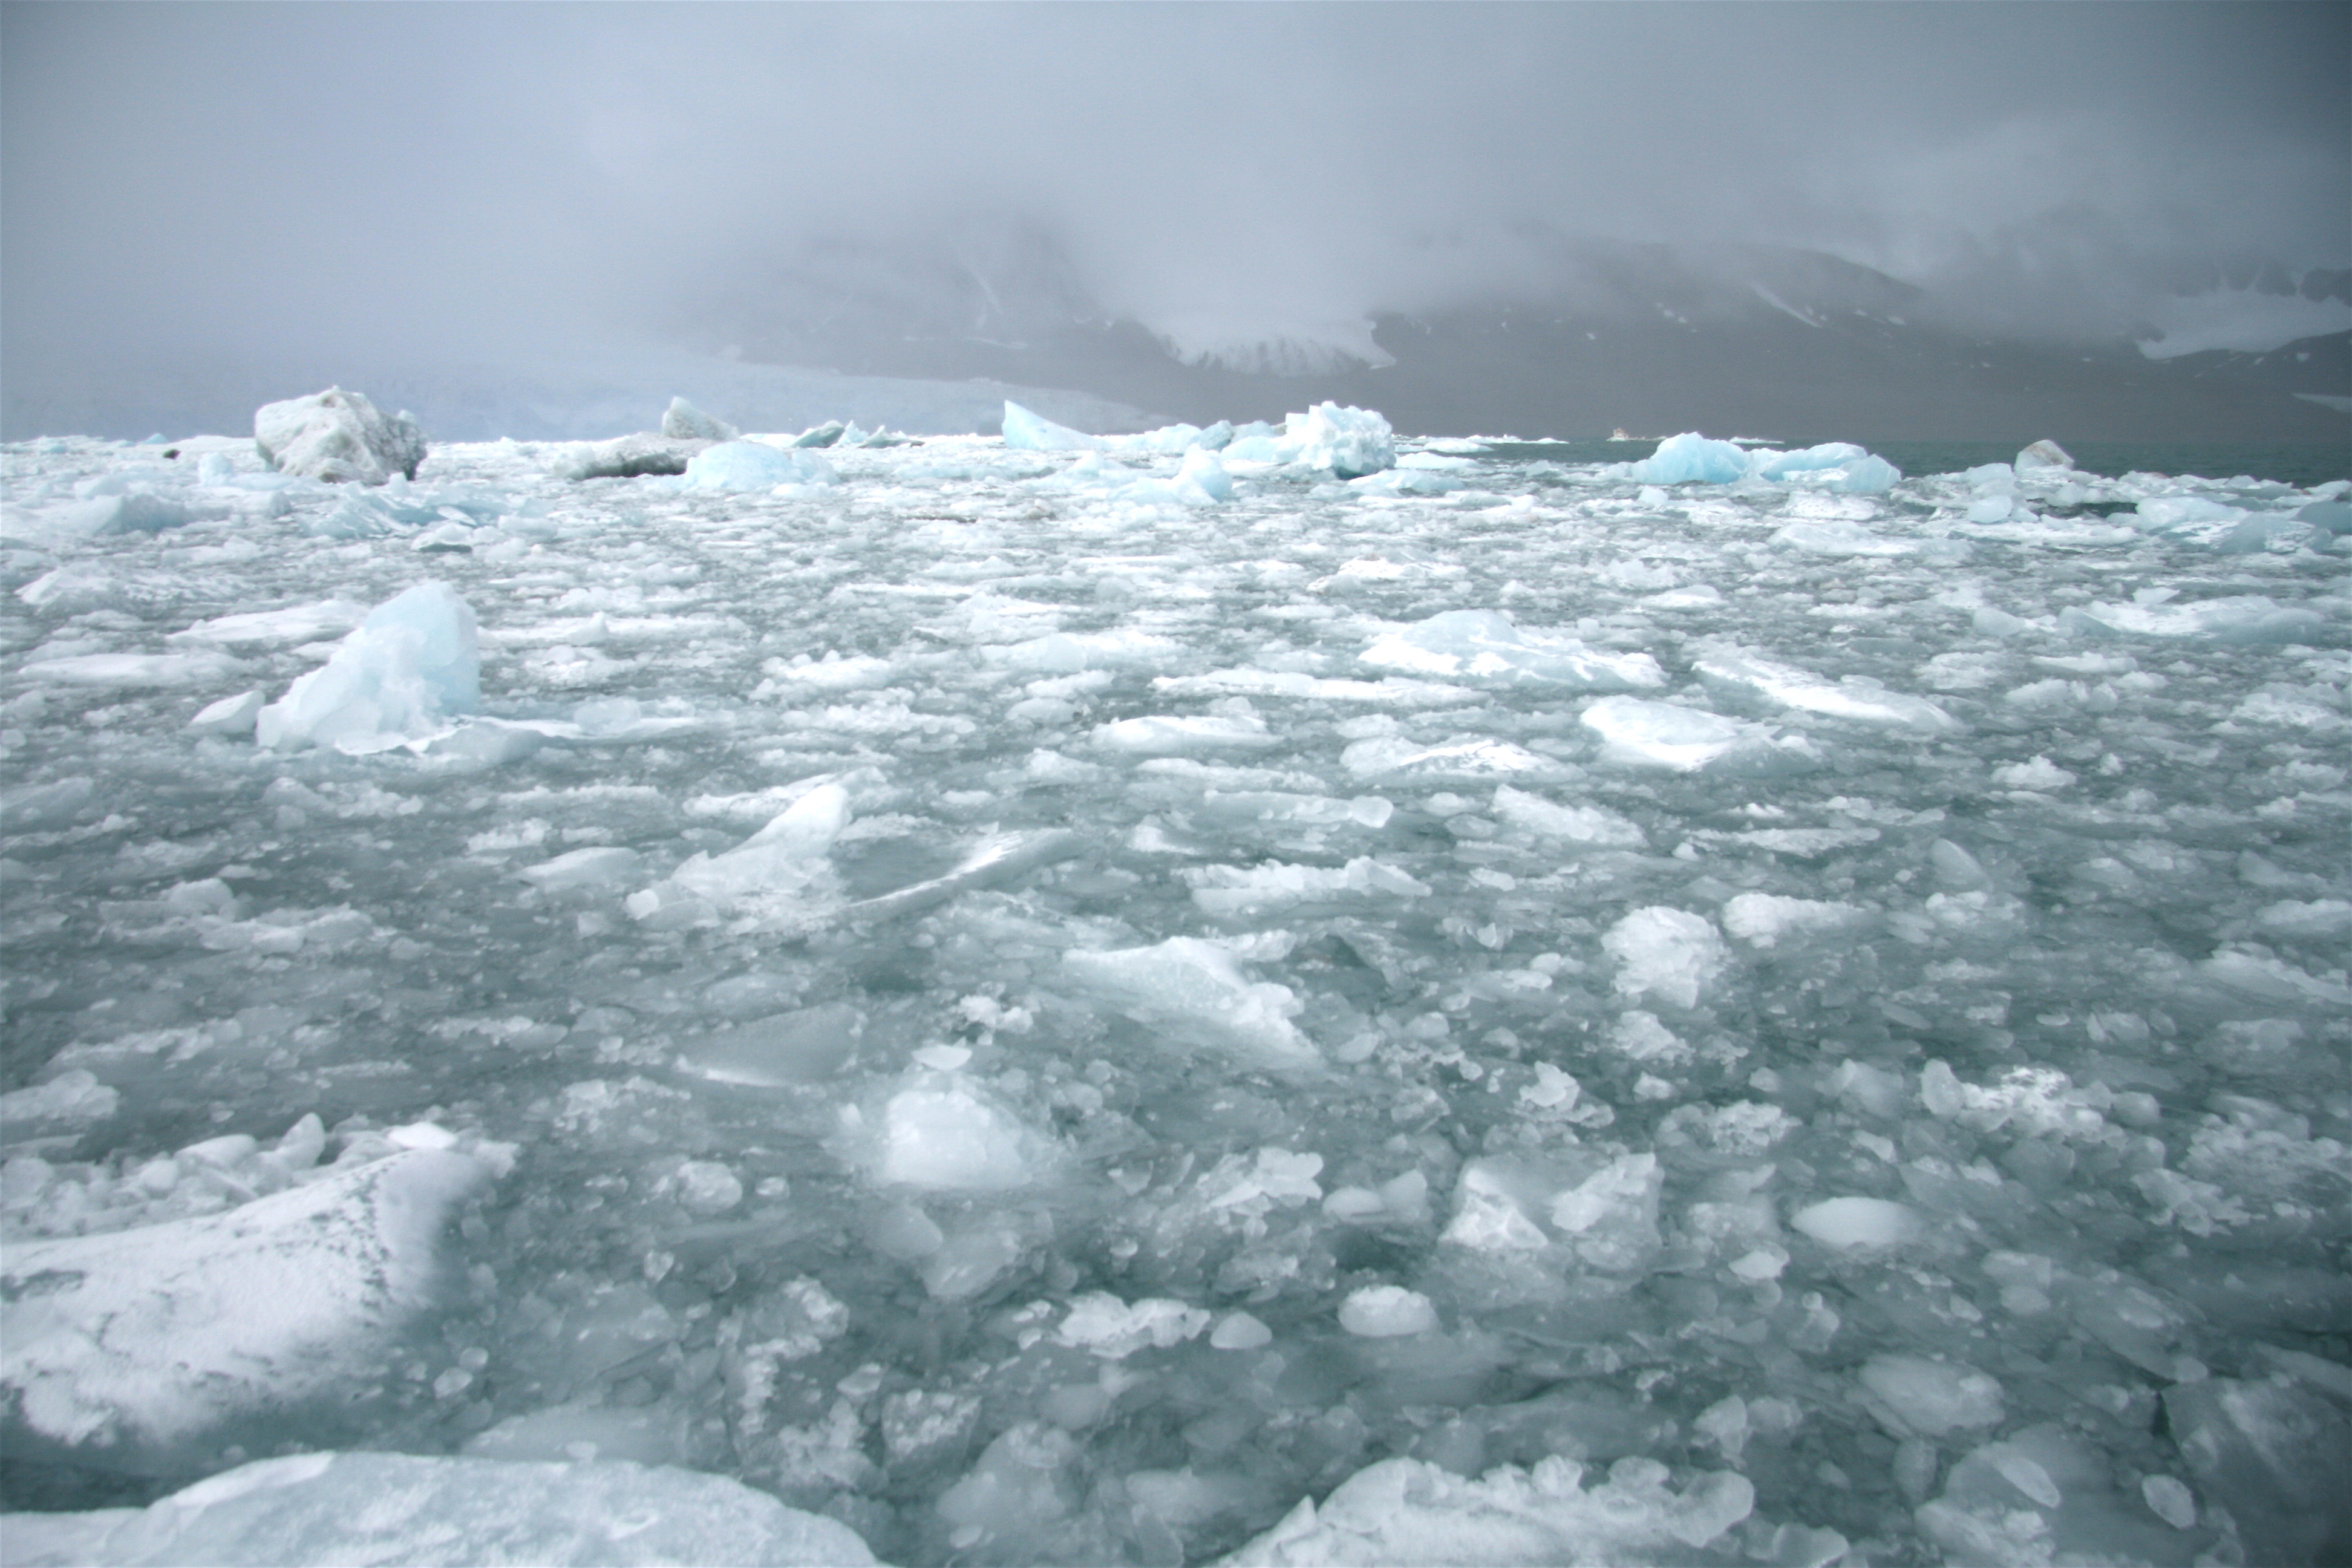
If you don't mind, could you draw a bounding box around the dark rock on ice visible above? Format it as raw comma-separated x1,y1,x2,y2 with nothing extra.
252,387,425,484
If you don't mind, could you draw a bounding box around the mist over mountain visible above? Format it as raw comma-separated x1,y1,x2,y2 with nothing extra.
4,3,2345,442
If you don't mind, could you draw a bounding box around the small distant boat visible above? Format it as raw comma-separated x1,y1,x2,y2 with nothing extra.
1608,427,1641,442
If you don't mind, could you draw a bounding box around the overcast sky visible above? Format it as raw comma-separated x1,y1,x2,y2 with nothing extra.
5,1,2346,386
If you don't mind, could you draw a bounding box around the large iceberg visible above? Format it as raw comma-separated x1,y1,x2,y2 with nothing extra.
252,387,425,485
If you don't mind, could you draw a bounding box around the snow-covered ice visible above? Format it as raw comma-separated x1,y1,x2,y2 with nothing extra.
252,388,425,486
1,415,2345,1566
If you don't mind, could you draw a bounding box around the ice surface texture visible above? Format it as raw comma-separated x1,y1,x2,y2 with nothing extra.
0,1450,875,1566
1,413,2347,1568
252,387,425,485
2,1148,495,1452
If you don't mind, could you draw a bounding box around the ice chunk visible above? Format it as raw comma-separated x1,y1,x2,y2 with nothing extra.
1720,893,1870,949
255,582,479,753
1093,713,1277,756
552,433,708,480
0,1068,119,1131
679,440,835,491
1212,1311,1274,1350
2014,439,2074,471
1694,649,1957,731
0,1451,873,1567
517,846,642,892
680,1004,864,1088
252,387,423,484
1489,785,1646,848
57,492,195,537
1768,517,1920,557
0,776,94,832
18,652,245,690
1579,696,1817,773
1284,402,1394,477
1859,1354,2005,1436
659,395,738,441
1754,443,1901,493
2,1149,495,1451
1000,400,1105,451
867,1074,1051,1192
172,600,367,650
2060,594,2325,644
1629,432,1749,486
1442,1154,1663,1274
1224,1453,1753,1565
1062,936,1321,1070
661,783,850,904
1361,610,1665,690
1338,1285,1439,1337
1177,445,1234,501
670,1160,742,1216
1183,856,1431,916
1056,1293,1212,1357
1789,1195,1919,1248
1604,907,1729,1008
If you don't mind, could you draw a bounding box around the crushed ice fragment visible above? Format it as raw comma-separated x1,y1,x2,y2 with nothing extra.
1789,1195,1919,1248
1338,1285,1439,1337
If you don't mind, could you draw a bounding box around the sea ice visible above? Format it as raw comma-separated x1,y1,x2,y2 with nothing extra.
1693,648,1958,731
1858,1354,2006,1437
1788,1196,1920,1248
1579,696,1817,772
1061,936,1321,1070
1359,609,1665,690
678,440,837,491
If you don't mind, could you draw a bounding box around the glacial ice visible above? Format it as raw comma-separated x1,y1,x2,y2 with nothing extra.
254,581,480,751
2,408,2346,1568
660,396,739,443
679,440,837,492
252,387,426,485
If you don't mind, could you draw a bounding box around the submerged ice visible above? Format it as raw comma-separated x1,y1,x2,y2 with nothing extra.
1,409,2347,1567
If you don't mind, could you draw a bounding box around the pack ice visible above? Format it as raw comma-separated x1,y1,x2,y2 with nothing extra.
2,408,2347,1567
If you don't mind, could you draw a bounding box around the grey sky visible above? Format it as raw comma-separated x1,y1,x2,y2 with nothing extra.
5,2,2345,387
